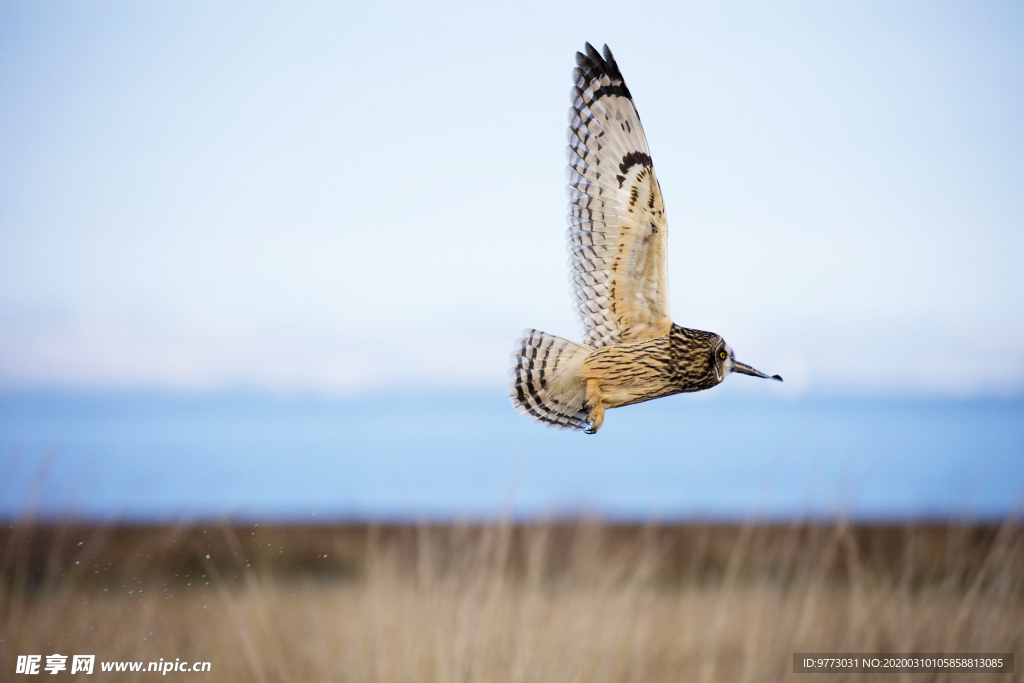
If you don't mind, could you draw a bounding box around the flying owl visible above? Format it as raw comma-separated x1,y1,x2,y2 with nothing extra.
511,43,781,434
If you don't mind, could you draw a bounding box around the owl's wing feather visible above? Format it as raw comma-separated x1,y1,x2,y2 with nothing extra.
566,43,671,348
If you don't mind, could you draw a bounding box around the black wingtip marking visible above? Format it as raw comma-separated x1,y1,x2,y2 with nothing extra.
619,151,652,174
576,42,632,101
772,375,783,382
590,83,631,102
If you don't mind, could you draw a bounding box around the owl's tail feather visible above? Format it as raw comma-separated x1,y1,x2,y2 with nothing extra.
510,329,593,431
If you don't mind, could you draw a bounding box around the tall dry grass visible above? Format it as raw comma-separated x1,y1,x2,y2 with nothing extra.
1,519,1022,682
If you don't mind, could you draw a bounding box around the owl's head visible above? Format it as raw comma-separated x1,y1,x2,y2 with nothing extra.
712,338,782,384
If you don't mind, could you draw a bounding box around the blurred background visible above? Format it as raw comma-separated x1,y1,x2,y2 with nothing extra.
3,4,1023,680
1,0,1023,522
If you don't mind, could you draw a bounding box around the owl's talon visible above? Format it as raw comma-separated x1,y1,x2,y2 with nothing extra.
585,406,604,434
583,378,605,434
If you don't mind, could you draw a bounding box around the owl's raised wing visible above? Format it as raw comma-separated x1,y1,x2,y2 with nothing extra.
566,43,671,349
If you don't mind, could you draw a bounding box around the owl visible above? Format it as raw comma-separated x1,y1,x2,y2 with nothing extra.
511,43,780,434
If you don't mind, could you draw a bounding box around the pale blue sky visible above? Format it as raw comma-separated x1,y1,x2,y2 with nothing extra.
1,1,1022,397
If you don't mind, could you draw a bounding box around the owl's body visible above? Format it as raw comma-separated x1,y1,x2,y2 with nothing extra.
513,325,729,433
511,44,780,434
584,325,725,405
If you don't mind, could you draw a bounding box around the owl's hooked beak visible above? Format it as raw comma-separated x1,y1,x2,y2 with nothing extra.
732,360,783,382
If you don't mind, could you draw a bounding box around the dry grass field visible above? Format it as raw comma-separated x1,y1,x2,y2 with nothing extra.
2,519,1022,682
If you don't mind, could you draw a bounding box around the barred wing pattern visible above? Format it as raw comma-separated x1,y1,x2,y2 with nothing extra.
566,43,672,349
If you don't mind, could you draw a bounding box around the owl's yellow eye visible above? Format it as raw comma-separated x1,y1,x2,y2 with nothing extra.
719,350,727,360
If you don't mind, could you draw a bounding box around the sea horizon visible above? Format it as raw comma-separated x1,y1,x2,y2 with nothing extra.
2,389,1022,523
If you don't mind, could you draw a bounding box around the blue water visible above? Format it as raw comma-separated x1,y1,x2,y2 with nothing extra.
1,391,1022,521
